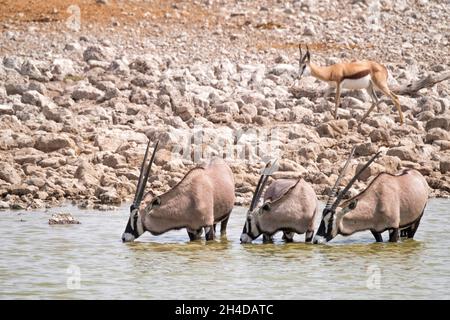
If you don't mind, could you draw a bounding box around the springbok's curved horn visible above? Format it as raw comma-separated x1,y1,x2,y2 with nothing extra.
298,44,303,60
249,159,278,212
324,146,356,210
331,151,381,211
132,140,159,211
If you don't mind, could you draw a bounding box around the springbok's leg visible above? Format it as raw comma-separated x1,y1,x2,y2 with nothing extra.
361,83,379,122
378,85,404,125
263,234,273,243
205,225,215,241
187,228,203,241
282,232,295,243
388,228,399,242
371,230,383,242
333,82,342,119
220,215,230,236
305,230,314,243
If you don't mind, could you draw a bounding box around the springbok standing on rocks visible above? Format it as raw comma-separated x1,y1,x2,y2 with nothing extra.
121,140,235,242
313,149,429,244
298,44,404,124
240,159,320,243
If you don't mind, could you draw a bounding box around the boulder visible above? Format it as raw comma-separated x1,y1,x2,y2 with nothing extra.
386,146,418,162
215,101,239,114
21,90,50,107
207,112,233,124
102,153,127,169
425,128,450,144
34,134,74,152
369,128,390,143
240,104,258,118
316,120,348,138
71,85,103,101
74,160,99,186
20,60,46,81
426,117,450,131
0,104,14,115
48,213,80,225
0,162,21,184
51,58,75,80
83,45,114,62
440,159,450,174
355,142,378,156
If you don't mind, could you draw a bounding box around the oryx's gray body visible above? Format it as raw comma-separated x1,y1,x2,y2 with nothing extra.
332,169,429,242
142,158,235,239
314,167,429,243
241,178,319,243
122,156,235,242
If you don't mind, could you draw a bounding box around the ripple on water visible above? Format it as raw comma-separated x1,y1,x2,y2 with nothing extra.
0,198,449,299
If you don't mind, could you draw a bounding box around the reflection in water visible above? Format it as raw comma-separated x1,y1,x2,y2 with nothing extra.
0,199,448,299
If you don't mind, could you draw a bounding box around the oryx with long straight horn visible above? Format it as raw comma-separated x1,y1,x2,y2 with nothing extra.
314,153,429,243
122,140,235,242
298,44,404,124
240,159,320,243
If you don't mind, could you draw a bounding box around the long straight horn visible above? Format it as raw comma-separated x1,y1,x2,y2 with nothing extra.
132,140,159,211
249,159,278,211
298,44,303,61
331,151,381,211
132,140,151,211
324,146,356,210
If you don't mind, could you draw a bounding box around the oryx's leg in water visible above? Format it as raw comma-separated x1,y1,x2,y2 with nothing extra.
282,232,295,243
371,230,383,242
204,225,215,241
408,217,422,239
404,211,424,239
388,228,399,242
187,228,203,241
305,230,314,243
263,234,273,243
220,214,230,236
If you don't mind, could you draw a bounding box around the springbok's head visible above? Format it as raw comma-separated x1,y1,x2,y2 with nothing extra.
298,44,311,79
240,159,278,243
122,140,159,242
314,149,381,244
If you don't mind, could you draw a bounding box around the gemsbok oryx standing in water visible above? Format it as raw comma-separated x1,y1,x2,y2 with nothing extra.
298,44,404,124
240,159,320,243
313,149,429,244
122,140,235,242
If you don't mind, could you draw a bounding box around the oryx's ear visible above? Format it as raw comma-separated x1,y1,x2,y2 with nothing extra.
152,196,161,208
305,44,310,62
262,203,271,212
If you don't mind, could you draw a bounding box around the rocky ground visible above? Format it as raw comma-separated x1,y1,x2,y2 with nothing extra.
0,0,449,211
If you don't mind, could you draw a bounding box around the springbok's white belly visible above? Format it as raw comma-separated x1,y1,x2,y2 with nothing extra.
341,75,371,89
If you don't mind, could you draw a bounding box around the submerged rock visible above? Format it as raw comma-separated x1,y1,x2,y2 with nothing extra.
48,213,80,225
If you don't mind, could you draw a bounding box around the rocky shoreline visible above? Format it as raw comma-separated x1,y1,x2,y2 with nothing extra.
0,0,449,211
